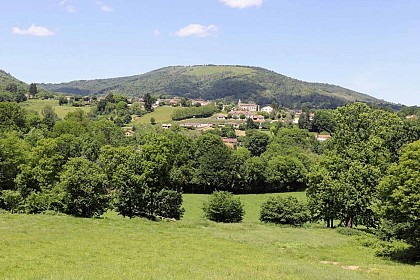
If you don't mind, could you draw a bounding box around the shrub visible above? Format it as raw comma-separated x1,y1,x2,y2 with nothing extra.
260,196,309,226
154,189,184,220
0,190,24,213
24,190,63,214
203,191,244,223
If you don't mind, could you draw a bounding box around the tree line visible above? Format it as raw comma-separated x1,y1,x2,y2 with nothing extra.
0,100,419,248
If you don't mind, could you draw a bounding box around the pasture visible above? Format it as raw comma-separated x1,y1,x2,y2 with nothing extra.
0,192,418,279
132,106,177,124
19,99,91,119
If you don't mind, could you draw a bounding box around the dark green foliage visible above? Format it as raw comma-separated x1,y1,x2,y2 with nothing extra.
312,109,337,133
154,189,184,220
241,129,270,157
39,65,387,109
265,155,307,192
298,111,312,130
203,191,244,223
192,133,232,193
171,104,218,120
260,196,309,226
29,83,37,96
143,92,153,112
59,157,109,218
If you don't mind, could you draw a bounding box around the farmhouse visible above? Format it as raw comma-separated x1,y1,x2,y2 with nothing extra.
238,100,259,111
260,106,273,114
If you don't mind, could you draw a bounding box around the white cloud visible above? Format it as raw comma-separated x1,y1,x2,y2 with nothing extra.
65,5,77,13
219,0,263,9
12,24,55,36
59,0,70,6
175,24,218,38
59,0,77,13
95,0,113,12
153,29,161,37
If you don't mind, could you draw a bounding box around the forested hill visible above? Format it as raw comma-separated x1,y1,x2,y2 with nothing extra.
40,65,386,108
0,70,32,102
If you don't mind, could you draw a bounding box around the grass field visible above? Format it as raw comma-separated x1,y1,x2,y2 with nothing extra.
19,99,92,119
0,192,418,279
132,106,177,125
187,65,255,76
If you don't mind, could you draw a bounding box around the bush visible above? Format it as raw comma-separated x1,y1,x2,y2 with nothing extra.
0,190,24,213
260,196,309,226
24,190,63,214
203,191,244,223
154,189,184,220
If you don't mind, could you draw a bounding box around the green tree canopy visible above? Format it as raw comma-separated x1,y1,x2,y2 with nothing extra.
377,140,420,247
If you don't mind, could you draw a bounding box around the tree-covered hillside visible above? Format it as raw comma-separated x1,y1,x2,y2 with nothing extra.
39,65,388,109
0,70,29,102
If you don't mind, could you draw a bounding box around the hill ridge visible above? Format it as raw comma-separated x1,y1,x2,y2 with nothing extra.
36,65,388,108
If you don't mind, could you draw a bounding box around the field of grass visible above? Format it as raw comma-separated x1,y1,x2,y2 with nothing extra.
0,192,418,279
186,65,255,76
132,106,177,124
20,99,91,119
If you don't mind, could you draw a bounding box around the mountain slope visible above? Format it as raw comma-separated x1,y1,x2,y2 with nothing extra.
39,65,387,108
0,70,30,102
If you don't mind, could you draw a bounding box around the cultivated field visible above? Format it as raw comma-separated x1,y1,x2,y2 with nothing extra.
19,99,91,119
0,192,418,279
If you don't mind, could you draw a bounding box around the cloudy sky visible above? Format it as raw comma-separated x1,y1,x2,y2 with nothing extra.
1,0,420,105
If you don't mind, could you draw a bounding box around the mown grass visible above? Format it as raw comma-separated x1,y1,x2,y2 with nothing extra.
0,192,418,279
132,106,177,125
20,99,91,119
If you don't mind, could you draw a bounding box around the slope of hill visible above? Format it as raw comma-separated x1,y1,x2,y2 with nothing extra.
40,65,387,108
0,70,29,102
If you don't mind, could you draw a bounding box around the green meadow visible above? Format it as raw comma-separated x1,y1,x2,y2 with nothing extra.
0,192,418,279
132,106,178,124
19,99,91,119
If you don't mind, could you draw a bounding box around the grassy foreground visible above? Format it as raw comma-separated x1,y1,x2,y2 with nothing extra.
0,193,418,279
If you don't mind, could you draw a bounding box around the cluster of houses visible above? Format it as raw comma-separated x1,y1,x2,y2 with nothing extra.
124,99,332,147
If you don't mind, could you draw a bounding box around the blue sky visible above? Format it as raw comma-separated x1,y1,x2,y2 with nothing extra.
1,0,420,105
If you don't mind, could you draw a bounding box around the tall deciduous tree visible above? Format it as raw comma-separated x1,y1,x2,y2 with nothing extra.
192,133,232,193
376,140,420,247
242,129,270,157
59,157,109,218
307,103,404,228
